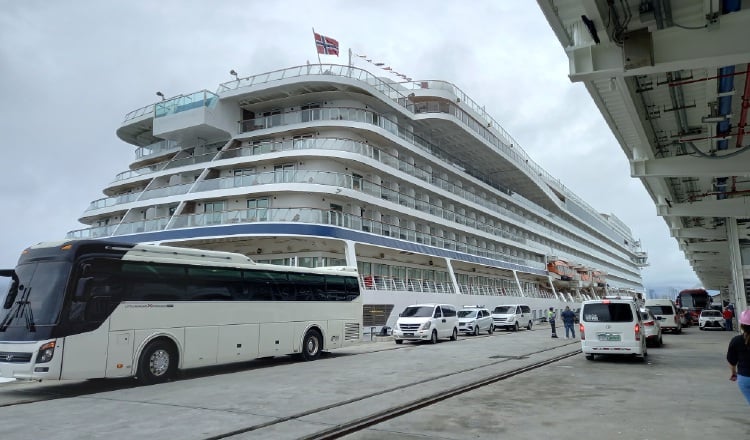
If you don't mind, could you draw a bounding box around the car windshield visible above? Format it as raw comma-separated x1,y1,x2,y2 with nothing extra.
701,310,722,317
458,310,477,318
401,306,434,318
646,305,673,315
493,306,513,314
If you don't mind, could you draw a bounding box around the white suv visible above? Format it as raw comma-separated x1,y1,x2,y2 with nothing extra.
458,306,493,336
491,304,533,331
580,297,647,361
393,304,459,344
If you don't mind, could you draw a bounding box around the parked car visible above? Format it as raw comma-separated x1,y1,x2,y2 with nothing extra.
640,308,663,347
644,299,682,333
699,309,724,330
580,296,647,361
392,304,459,344
458,306,493,336
491,304,533,331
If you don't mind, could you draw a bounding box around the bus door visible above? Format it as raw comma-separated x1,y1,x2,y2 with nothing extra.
64,264,132,379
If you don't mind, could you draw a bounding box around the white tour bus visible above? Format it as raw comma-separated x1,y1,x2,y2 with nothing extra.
0,240,362,384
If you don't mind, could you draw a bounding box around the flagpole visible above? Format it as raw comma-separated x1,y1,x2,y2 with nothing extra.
348,48,352,67
312,27,322,64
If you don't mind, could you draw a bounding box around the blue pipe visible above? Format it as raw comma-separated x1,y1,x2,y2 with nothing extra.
714,0,741,200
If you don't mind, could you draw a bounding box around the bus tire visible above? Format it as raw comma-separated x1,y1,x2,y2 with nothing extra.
300,329,323,361
137,339,177,385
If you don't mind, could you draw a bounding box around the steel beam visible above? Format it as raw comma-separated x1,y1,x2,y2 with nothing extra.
566,9,750,82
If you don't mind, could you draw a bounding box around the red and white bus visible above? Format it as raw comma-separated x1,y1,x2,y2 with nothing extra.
675,288,712,325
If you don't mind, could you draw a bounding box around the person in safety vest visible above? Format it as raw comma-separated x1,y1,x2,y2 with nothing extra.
548,307,558,338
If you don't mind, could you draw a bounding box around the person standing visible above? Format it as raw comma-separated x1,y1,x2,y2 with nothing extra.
723,307,734,331
548,307,558,338
727,310,750,405
561,306,576,339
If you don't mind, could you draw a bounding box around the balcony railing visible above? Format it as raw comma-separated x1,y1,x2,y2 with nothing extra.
68,206,540,269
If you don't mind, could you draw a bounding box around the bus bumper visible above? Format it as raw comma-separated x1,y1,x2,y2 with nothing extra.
0,340,61,381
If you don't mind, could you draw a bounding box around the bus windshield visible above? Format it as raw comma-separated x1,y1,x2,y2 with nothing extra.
677,290,710,309
0,261,70,331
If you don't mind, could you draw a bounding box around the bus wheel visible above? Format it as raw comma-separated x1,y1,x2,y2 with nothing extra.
138,339,177,385
301,329,322,361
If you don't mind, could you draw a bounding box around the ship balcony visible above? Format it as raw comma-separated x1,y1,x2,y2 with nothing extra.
633,251,649,267
67,206,543,271
82,168,532,247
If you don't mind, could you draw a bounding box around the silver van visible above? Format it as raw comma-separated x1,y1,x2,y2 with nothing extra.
392,304,459,344
491,304,532,331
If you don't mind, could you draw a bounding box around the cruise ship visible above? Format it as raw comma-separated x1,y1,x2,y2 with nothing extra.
66,63,648,331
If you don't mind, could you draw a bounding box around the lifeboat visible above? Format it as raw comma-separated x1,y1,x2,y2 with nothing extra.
547,260,575,281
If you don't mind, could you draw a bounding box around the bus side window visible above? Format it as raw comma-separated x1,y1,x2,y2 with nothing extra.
244,271,279,301
326,276,347,301
186,267,242,301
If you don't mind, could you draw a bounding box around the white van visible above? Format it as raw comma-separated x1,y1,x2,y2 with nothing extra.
580,297,647,361
491,304,533,331
392,304,459,344
644,299,682,333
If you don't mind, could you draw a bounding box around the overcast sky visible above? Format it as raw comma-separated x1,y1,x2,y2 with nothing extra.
0,1,701,294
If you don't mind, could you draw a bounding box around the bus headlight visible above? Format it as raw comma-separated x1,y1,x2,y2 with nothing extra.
36,341,56,363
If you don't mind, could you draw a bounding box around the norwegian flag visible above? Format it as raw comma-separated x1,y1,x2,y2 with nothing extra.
314,32,339,56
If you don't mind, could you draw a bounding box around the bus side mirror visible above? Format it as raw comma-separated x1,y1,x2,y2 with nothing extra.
80,263,92,277
74,277,93,299
3,279,19,309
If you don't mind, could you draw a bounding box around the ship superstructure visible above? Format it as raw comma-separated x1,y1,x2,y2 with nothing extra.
67,64,647,329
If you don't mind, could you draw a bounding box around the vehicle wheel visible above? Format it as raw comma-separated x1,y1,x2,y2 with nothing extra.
527,321,533,330
430,330,438,344
300,329,323,361
395,339,403,345
488,325,494,335
657,336,663,347
473,326,479,336
699,326,704,331
137,339,177,385
585,354,595,361
450,328,458,341
513,322,519,332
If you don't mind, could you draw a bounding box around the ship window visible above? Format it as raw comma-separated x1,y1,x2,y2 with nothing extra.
352,174,362,191
247,197,269,221
301,104,320,122
204,201,225,225
261,109,281,128
274,164,295,183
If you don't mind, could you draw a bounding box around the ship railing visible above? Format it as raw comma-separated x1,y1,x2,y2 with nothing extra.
155,90,218,118
66,224,119,239
186,169,529,245
360,275,455,294
235,107,537,227
160,207,539,268
135,140,180,159
217,64,412,113
85,192,140,212
123,103,155,123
